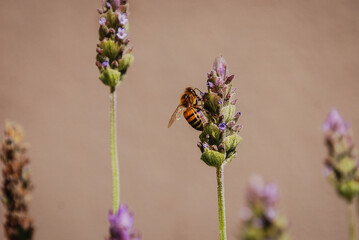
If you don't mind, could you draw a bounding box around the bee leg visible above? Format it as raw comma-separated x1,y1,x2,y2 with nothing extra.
194,88,204,97
195,107,218,118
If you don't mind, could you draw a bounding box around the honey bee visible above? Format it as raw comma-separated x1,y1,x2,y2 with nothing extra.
168,87,207,131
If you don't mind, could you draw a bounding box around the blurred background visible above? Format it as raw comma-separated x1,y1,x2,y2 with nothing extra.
1,0,359,239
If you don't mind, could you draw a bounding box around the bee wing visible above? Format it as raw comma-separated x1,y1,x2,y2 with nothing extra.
168,105,184,128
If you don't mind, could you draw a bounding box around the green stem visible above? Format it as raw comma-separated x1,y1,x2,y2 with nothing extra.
216,165,227,240
110,88,120,214
349,201,356,240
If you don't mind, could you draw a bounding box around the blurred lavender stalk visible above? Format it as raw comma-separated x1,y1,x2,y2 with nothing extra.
322,109,359,240
240,175,290,240
1,122,34,240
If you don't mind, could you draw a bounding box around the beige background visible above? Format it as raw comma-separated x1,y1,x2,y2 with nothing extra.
1,0,359,239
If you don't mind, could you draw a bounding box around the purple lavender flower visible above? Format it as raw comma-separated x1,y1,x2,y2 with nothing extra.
215,77,224,86
213,56,227,78
218,122,226,132
118,13,128,25
117,27,127,40
322,108,350,134
102,59,109,67
206,81,214,88
203,143,209,149
108,205,140,240
99,17,107,26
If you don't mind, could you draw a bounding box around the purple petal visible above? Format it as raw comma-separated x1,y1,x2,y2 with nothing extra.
322,108,350,134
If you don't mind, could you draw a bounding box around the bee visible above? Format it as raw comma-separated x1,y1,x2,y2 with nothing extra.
168,87,207,131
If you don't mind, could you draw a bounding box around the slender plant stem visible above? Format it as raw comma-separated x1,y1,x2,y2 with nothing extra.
349,201,356,240
110,88,120,214
216,165,227,240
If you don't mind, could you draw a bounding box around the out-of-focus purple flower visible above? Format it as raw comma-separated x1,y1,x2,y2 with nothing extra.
99,17,107,26
217,99,223,105
102,59,109,67
203,143,208,149
117,27,127,40
108,205,140,240
109,205,134,232
265,207,277,221
247,175,264,201
118,13,128,25
218,122,226,132
323,165,332,177
241,175,290,240
262,182,278,205
322,108,350,134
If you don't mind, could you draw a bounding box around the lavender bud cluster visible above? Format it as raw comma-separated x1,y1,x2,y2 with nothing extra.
198,57,242,167
240,176,291,240
1,122,34,240
96,0,134,90
323,109,359,202
108,205,141,240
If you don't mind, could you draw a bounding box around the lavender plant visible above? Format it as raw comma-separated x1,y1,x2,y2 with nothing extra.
1,122,34,240
96,1,139,239
197,57,242,240
108,205,141,240
322,109,359,240
239,176,290,240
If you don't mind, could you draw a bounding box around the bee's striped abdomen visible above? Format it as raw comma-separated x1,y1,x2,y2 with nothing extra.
183,107,203,131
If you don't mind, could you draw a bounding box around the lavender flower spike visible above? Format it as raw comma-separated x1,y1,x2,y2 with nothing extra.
97,0,134,89
322,109,359,202
1,121,35,240
322,109,359,240
241,175,291,240
108,205,141,240
198,57,242,240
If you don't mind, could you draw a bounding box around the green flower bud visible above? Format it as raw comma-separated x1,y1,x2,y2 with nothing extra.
203,91,220,115
223,133,242,153
118,53,134,72
99,39,121,63
105,10,119,29
336,156,356,174
200,149,225,167
99,68,121,88
199,123,222,145
221,105,236,123
338,180,359,202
